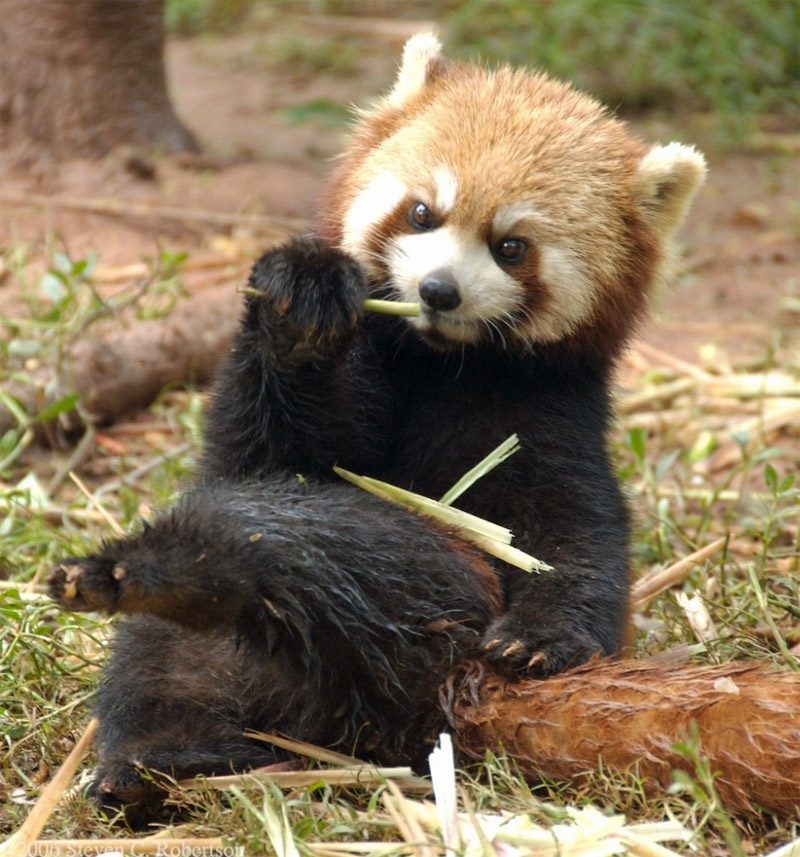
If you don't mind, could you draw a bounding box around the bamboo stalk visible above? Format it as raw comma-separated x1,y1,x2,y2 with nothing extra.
439,433,520,506
634,342,714,383
461,530,549,574
0,586,50,603
238,293,422,319
307,844,408,854
703,372,800,399
381,784,434,857
618,378,696,413
612,831,684,857
180,765,430,793
628,482,774,504
0,504,114,526
334,467,513,545
701,401,800,473
334,467,552,573
243,730,365,767
0,718,98,857
69,471,125,536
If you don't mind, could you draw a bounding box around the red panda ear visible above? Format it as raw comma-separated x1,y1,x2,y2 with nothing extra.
635,142,707,236
385,32,446,109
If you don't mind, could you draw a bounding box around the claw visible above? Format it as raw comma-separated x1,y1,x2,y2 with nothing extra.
527,650,549,670
483,637,502,651
501,639,525,658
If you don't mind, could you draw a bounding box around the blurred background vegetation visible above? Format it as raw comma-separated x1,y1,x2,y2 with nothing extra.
164,0,799,140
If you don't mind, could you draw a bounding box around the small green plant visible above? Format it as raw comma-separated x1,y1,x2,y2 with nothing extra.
164,0,256,35
280,99,352,128
670,722,746,857
255,33,360,79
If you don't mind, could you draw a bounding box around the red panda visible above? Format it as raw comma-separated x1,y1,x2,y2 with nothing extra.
48,34,706,810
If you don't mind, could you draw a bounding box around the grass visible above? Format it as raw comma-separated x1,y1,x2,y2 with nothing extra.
164,0,258,35
1,240,798,855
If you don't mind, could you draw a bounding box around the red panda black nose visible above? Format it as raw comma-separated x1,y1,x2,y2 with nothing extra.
419,272,461,311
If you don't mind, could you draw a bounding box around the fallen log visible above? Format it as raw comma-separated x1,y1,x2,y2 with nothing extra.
64,285,241,421
0,283,242,438
446,658,800,819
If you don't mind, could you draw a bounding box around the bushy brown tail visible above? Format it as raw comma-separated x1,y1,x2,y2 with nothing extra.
446,658,800,818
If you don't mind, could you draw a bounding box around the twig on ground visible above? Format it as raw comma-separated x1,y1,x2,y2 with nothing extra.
631,536,728,607
68,470,125,536
0,718,98,857
0,192,307,237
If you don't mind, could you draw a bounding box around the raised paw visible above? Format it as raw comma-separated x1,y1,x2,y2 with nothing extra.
481,616,601,679
47,556,127,613
246,235,368,352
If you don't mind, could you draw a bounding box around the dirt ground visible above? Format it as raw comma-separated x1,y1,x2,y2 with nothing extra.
1,11,798,377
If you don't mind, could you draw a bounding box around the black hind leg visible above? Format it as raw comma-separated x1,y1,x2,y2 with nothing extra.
89,617,281,807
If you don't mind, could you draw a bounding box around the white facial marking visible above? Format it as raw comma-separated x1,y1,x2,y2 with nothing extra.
342,172,408,269
433,167,458,215
492,202,544,237
527,246,596,341
389,226,522,343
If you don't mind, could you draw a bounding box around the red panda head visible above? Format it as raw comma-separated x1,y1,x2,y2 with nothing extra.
319,34,706,361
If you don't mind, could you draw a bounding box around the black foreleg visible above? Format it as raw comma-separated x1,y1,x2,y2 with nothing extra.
201,237,392,480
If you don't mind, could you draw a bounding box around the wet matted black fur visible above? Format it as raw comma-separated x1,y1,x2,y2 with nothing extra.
49,235,630,806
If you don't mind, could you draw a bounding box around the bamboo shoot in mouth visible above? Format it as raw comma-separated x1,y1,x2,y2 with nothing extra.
363,298,421,317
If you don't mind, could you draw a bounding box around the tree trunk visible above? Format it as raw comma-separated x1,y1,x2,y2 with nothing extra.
0,0,198,162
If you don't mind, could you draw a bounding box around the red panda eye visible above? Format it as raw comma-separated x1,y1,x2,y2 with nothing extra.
409,202,434,231
494,238,527,264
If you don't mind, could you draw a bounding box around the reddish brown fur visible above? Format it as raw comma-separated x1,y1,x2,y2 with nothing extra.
449,659,800,818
